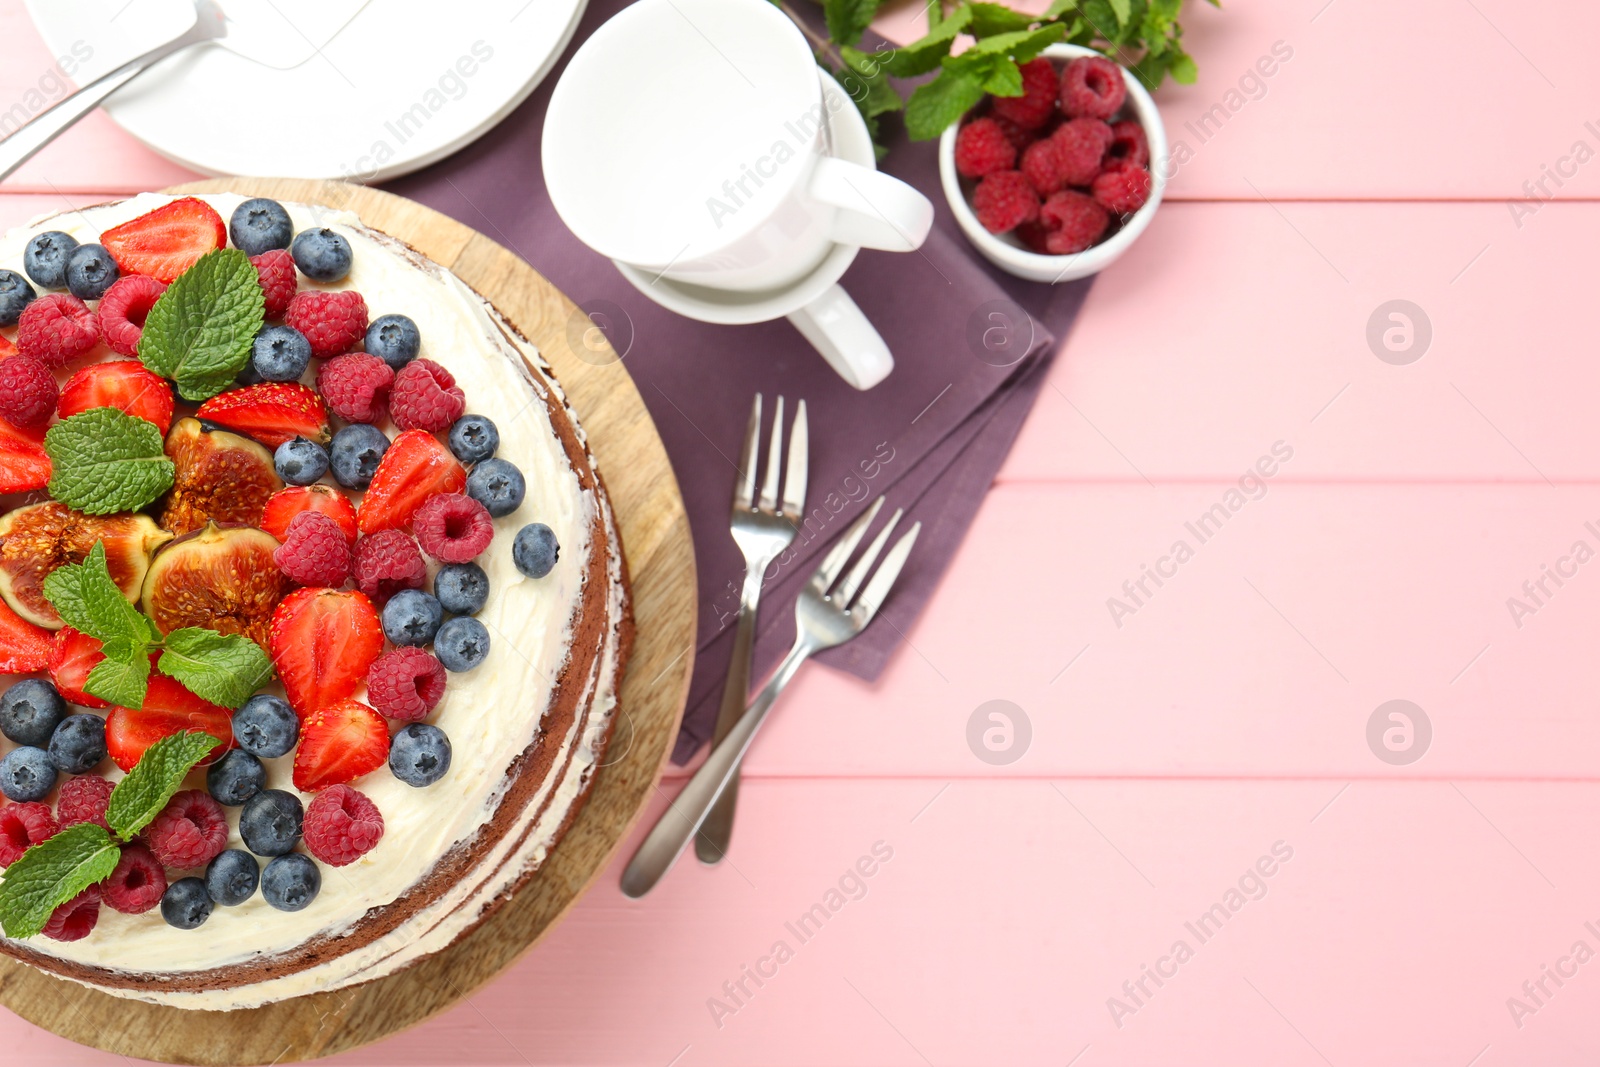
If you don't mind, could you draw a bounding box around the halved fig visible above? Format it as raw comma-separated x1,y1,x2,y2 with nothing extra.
0,502,172,629
141,522,288,651
160,418,282,536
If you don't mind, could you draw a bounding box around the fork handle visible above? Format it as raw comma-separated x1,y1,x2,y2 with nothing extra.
0,12,221,183
695,567,765,863
621,635,814,898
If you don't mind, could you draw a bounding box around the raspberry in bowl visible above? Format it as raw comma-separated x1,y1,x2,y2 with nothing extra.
938,44,1168,283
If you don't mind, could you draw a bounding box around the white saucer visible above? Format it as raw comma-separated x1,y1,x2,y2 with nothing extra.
613,70,869,326
27,0,587,181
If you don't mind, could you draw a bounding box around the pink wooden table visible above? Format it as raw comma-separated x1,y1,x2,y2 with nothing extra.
7,0,1600,1063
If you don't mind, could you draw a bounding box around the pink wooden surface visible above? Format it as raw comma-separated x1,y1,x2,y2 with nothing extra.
5,1,1600,1064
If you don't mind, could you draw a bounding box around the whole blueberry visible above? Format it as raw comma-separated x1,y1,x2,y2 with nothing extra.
466,458,525,518
383,588,443,647
447,415,499,463
160,877,214,930
330,423,390,490
23,230,79,290
233,694,298,759
390,723,452,787
0,746,56,802
262,853,321,912
0,269,37,326
435,562,489,615
291,227,352,283
229,198,294,256
64,243,119,300
206,849,261,907
434,617,490,672
207,749,267,806
48,713,107,775
240,789,304,857
364,313,421,370
512,523,560,579
276,436,329,486
0,679,67,747
252,325,313,382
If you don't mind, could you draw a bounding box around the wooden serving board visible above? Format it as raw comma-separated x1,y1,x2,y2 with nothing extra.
0,179,697,1064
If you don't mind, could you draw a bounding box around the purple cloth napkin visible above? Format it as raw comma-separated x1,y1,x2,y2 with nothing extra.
386,0,1094,763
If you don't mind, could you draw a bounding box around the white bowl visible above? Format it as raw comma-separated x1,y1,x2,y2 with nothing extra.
938,43,1168,283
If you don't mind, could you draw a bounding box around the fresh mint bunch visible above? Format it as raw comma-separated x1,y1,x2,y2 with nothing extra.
42,541,273,710
0,732,219,939
806,0,1215,147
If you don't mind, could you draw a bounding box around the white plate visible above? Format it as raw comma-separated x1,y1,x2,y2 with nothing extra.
27,0,588,181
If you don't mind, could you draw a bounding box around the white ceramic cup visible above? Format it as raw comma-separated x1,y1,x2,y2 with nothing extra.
542,0,934,389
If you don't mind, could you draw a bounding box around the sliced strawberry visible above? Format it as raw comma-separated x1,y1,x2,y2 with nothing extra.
0,596,51,674
49,627,109,707
357,430,466,535
261,484,359,546
293,699,389,792
196,382,330,449
57,360,174,434
0,334,17,360
0,416,50,493
100,197,227,284
270,587,383,717
105,674,234,773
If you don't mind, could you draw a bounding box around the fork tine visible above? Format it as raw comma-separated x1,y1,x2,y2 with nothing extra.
810,497,884,592
758,396,784,512
733,394,761,512
781,399,808,519
832,508,901,605
851,521,921,622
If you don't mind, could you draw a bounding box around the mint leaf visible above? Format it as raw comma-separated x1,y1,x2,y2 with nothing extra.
1167,48,1196,83
905,67,989,140
968,2,1035,36
839,47,904,119
969,22,1066,62
84,639,152,709
44,409,175,515
824,0,881,47
880,6,972,77
158,628,273,709
1043,0,1079,18
105,731,221,841
137,248,265,402
41,541,156,645
1106,0,1131,27
0,824,120,939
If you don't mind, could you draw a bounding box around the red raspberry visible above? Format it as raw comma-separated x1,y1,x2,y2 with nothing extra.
1052,119,1109,186
413,493,493,563
954,118,1016,178
0,802,58,867
17,293,100,368
317,352,393,424
0,355,58,429
351,529,427,604
1108,119,1150,168
1014,220,1052,254
100,842,167,915
56,775,114,831
274,510,353,587
990,113,1040,154
992,57,1058,130
1092,159,1154,214
366,646,447,722
971,170,1040,234
302,784,384,867
389,358,465,433
253,249,298,318
285,290,368,359
1060,55,1126,120
145,789,228,869
96,275,167,358
41,886,100,942
1039,189,1110,254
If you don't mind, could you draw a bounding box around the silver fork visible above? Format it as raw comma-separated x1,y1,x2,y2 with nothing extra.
695,394,808,864
621,497,919,898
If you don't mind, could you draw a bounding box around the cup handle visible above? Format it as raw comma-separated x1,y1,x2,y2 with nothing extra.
808,157,934,254
786,284,894,390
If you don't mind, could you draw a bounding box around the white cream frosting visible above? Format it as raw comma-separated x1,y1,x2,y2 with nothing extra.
0,194,624,1008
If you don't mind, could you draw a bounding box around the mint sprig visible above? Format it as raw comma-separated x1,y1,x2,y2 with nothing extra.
42,540,273,710
44,408,174,516
137,247,265,402
0,732,221,939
